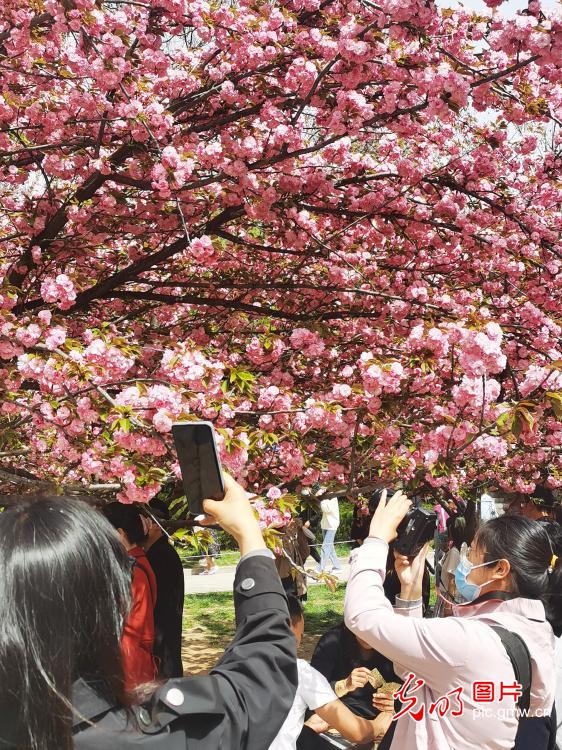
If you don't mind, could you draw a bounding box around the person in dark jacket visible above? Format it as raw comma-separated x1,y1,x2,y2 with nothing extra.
143,499,185,678
297,621,400,750
507,485,562,524
0,476,297,750
299,501,321,564
350,502,371,549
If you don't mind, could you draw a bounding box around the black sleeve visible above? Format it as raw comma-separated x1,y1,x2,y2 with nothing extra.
149,554,298,750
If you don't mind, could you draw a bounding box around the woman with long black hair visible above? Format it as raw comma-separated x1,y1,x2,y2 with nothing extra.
297,620,399,750
345,490,562,750
0,475,297,750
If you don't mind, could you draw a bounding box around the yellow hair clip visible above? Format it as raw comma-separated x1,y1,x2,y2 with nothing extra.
548,554,558,573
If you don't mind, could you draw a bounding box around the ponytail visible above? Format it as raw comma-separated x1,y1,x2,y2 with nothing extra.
538,520,562,637
476,516,562,636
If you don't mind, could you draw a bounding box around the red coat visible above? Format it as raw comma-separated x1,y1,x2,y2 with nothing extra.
121,546,158,696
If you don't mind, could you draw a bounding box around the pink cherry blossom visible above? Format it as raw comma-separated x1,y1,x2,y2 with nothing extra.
0,0,560,505
40,274,77,310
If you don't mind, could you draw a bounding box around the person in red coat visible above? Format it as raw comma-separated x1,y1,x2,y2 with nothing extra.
103,502,157,698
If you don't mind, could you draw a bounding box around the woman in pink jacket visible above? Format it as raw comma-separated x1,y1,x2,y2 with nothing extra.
344,490,561,750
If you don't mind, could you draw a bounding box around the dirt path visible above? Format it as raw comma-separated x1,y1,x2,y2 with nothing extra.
182,628,322,675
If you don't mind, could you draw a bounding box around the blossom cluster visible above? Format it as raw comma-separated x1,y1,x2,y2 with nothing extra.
0,0,560,510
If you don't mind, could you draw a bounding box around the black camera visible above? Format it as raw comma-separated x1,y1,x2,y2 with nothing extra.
394,506,437,557
369,487,391,516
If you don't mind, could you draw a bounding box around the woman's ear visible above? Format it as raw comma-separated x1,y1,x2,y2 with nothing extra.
140,515,151,536
493,558,511,580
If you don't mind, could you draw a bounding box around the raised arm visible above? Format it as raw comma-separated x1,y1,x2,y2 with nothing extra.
344,491,470,685
209,553,298,747
149,475,297,749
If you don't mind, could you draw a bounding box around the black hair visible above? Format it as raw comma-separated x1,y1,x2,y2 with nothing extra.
463,498,479,545
530,485,556,509
286,595,304,625
103,501,146,545
340,622,374,664
476,516,562,636
0,495,132,749
446,514,472,550
149,498,170,520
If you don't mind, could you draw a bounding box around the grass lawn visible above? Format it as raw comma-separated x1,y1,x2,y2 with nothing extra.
182,575,438,675
182,582,346,673
183,582,346,638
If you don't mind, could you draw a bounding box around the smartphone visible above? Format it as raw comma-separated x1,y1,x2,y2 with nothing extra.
172,421,225,517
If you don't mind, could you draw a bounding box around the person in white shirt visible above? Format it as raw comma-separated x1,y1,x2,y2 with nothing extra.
316,490,342,574
480,489,500,522
269,597,393,750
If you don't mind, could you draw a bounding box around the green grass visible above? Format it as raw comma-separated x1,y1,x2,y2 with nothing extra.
301,584,346,632
215,550,243,567
184,591,237,637
184,583,346,639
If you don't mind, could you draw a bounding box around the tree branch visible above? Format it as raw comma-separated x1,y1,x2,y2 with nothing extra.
8,142,146,289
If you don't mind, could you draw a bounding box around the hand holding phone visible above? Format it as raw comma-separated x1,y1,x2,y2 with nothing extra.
172,421,266,555
200,474,265,556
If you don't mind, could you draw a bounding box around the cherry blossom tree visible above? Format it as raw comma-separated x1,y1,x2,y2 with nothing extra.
1,0,561,514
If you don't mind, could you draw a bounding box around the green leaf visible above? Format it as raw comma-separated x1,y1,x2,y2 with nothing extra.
511,412,523,439
496,410,514,432
546,392,562,419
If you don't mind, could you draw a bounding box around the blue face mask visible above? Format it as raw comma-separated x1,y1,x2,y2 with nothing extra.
454,544,501,603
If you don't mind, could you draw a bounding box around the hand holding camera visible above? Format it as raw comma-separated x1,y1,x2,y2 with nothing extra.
394,542,431,600
369,487,437,559
368,488,411,544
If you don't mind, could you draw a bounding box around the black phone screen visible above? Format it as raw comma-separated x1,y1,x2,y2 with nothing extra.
172,422,225,516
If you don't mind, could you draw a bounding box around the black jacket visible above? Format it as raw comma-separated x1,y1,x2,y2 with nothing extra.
310,621,400,720
145,535,185,678
58,555,295,750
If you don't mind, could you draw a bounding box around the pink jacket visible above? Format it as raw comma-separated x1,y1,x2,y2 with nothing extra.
344,538,556,750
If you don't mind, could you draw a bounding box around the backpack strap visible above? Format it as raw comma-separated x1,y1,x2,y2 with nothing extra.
490,626,532,713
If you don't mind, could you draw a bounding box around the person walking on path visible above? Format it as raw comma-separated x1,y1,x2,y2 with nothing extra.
317,490,342,575
202,528,220,575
